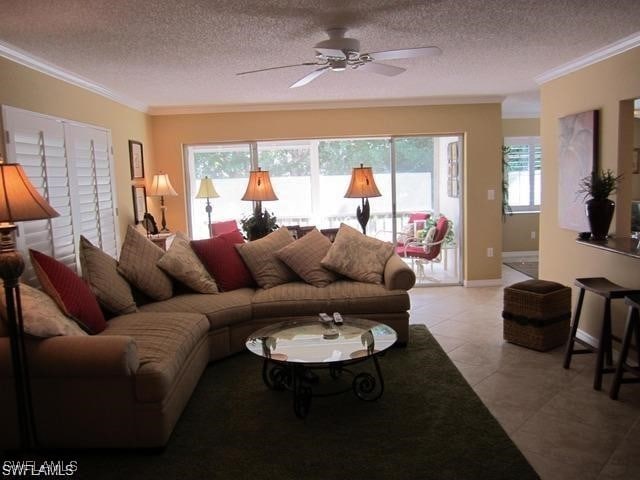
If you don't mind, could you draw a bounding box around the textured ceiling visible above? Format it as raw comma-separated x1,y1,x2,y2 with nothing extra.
1,0,639,115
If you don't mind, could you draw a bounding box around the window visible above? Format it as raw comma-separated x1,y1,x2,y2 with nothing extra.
2,106,118,284
184,137,438,239
504,137,541,212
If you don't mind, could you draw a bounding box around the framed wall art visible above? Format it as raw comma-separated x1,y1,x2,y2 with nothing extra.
129,140,145,179
557,109,599,232
132,186,147,224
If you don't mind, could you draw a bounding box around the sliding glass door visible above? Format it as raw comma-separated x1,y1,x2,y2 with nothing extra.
185,135,462,286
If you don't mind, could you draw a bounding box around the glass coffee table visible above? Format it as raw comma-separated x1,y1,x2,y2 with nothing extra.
246,317,397,418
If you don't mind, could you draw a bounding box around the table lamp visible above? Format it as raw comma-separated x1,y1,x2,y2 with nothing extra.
241,167,278,240
344,163,381,235
149,173,178,232
0,161,59,450
195,176,220,236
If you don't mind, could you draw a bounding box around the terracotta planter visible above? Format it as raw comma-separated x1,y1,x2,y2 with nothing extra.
585,198,615,241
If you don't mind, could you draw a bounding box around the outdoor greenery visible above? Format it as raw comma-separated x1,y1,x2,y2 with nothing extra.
502,145,513,220
193,138,434,179
578,169,623,200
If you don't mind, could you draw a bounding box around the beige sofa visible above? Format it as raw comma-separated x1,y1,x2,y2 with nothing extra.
0,254,414,449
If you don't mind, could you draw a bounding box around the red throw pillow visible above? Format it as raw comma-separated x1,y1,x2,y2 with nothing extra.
29,249,106,334
190,230,255,291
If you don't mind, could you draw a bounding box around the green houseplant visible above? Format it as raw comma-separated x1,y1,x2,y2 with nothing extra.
240,204,278,241
577,169,622,241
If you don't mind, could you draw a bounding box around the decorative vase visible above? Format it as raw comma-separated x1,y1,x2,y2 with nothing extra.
585,198,615,241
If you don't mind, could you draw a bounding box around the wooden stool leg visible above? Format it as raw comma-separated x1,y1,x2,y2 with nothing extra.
605,299,613,367
610,307,638,400
594,298,612,390
564,288,585,369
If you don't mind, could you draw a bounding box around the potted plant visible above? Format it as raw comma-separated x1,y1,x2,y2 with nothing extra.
240,204,278,241
577,169,623,241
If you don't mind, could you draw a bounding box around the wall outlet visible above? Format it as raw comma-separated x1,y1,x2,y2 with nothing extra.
531,231,536,240
487,247,494,257
487,189,495,200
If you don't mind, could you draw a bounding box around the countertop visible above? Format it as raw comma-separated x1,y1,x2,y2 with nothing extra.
576,236,640,260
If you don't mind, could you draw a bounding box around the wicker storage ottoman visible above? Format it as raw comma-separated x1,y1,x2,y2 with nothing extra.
503,279,571,351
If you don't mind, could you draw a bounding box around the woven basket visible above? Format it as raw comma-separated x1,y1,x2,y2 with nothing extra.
503,317,569,351
502,280,571,351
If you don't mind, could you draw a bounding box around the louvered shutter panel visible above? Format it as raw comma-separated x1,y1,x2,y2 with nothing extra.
2,107,76,283
65,125,118,257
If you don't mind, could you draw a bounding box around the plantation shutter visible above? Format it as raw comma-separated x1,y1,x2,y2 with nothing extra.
2,106,119,284
65,125,118,257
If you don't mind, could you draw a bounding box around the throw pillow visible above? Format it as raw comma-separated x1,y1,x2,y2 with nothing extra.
276,228,338,287
236,227,299,289
117,225,173,301
320,223,394,284
157,232,219,294
79,236,137,315
0,283,87,337
190,229,255,291
29,249,107,334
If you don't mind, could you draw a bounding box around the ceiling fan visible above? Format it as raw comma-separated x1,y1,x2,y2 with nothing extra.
237,28,442,88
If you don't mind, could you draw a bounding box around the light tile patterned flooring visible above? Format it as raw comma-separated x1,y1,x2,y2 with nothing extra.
409,266,640,480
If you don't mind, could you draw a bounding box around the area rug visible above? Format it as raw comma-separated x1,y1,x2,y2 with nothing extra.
504,260,539,279
12,326,538,480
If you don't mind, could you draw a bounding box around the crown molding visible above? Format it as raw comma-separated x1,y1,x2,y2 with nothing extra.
535,31,640,85
0,40,148,113
147,95,505,116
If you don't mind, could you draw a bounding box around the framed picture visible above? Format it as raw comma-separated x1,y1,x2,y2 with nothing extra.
129,140,145,179
132,186,147,224
557,109,599,232
633,148,640,175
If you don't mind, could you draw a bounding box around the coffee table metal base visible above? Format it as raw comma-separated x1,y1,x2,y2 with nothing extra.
262,355,385,418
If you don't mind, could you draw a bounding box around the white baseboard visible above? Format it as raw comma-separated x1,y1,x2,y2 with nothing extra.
464,279,503,287
576,329,598,348
502,251,539,259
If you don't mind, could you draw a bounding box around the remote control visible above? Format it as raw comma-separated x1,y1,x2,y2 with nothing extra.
319,313,333,323
333,312,343,325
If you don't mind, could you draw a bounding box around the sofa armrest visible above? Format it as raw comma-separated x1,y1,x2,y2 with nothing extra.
0,335,139,377
383,253,416,291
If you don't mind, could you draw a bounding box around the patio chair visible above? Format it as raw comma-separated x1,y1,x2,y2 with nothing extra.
398,215,451,276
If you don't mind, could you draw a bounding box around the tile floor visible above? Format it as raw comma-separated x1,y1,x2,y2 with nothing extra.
409,266,640,480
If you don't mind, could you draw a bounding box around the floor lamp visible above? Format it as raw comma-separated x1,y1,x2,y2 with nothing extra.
149,172,178,232
0,162,59,450
344,163,382,235
195,176,220,237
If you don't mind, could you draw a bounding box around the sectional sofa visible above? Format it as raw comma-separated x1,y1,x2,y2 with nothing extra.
0,225,415,449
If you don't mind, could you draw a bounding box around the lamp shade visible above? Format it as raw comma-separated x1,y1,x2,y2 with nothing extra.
0,163,59,222
149,173,178,197
241,168,278,202
344,164,382,199
195,176,220,199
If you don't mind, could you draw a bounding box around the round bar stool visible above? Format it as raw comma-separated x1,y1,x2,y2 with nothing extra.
610,294,640,400
562,278,640,390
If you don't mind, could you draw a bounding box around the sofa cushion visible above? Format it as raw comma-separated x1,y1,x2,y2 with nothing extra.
79,236,137,315
157,232,219,294
30,249,106,334
251,280,410,318
117,225,173,301
276,228,338,288
0,283,87,337
190,230,254,291
321,223,394,284
138,288,254,330
235,227,298,289
102,312,209,403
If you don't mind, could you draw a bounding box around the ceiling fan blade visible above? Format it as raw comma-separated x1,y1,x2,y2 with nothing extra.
358,62,406,77
314,48,346,59
366,46,442,61
237,62,318,76
290,66,330,88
